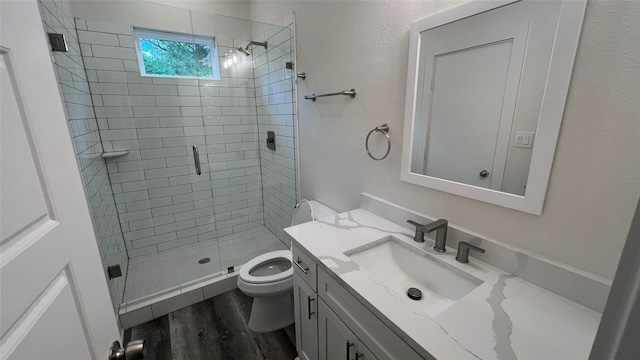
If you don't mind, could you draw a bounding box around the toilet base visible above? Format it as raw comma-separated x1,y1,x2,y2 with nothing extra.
247,290,294,333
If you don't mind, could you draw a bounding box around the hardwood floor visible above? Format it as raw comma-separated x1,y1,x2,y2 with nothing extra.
123,289,297,360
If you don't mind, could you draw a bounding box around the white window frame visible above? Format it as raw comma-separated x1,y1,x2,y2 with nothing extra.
133,27,221,80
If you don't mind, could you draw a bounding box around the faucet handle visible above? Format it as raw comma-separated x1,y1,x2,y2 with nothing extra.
406,219,423,228
406,220,425,243
456,241,486,263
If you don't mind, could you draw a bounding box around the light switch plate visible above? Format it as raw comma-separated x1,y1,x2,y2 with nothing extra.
514,131,535,149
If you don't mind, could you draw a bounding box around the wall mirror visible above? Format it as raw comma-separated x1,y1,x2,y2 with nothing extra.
401,0,586,215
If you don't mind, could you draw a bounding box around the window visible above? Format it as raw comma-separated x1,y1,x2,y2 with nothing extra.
133,28,220,80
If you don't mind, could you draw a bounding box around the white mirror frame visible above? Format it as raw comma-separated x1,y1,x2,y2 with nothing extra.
401,0,587,215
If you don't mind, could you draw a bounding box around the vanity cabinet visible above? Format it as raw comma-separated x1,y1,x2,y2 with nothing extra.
291,244,427,360
318,298,377,360
317,269,425,360
293,273,318,360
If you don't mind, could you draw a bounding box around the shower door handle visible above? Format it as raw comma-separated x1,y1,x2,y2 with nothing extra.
192,145,201,175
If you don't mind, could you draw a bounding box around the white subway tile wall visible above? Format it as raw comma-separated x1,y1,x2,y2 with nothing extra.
77,18,276,256
38,0,128,310
254,25,298,242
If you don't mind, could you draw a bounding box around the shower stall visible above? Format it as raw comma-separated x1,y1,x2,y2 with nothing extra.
38,0,298,326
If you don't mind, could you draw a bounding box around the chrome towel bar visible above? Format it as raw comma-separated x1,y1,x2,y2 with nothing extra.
305,89,356,101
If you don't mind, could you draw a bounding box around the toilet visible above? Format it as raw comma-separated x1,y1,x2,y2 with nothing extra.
237,200,337,332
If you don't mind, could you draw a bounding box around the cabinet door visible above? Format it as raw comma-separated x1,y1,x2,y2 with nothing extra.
354,340,378,360
319,298,378,360
318,298,356,360
294,273,318,360
318,268,424,359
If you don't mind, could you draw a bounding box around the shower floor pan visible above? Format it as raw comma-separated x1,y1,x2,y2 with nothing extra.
119,226,287,328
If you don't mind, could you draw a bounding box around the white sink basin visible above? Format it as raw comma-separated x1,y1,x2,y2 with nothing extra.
346,236,482,317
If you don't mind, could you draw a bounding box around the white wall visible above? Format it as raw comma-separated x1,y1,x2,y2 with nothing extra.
249,0,640,280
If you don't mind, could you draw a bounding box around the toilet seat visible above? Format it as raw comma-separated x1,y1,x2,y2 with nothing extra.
239,250,293,284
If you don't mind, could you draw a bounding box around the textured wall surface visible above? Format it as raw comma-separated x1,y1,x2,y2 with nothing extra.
249,0,640,280
254,23,297,243
38,0,128,310
77,18,265,257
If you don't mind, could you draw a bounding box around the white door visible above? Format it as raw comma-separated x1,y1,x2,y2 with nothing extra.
0,1,120,359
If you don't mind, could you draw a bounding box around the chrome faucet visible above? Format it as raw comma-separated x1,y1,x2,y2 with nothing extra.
406,219,449,252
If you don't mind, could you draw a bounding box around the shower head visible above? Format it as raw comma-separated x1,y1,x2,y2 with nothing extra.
237,47,251,56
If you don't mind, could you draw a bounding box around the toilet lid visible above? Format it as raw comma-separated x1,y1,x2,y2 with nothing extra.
239,250,293,284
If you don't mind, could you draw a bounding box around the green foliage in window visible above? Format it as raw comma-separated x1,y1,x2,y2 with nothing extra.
140,38,214,78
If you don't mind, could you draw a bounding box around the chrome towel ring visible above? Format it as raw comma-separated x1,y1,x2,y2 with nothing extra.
365,124,390,161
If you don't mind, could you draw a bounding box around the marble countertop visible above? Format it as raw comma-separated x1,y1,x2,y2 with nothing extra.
285,209,601,360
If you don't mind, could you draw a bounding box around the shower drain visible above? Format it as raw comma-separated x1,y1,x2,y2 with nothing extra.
198,257,211,264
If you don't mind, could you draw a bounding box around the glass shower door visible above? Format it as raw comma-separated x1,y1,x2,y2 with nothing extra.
114,7,222,303
192,11,296,274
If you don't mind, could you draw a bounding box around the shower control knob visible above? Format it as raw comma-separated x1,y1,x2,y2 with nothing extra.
479,170,489,178
109,340,146,360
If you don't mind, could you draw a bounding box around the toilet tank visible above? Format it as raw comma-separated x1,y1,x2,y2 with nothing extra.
292,200,337,226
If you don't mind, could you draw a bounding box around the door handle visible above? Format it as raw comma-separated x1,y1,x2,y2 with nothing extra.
307,296,315,319
192,145,201,175
109,340,146,360
479,169,489,178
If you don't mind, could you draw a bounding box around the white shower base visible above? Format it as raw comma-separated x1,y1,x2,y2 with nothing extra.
119,226,287,327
